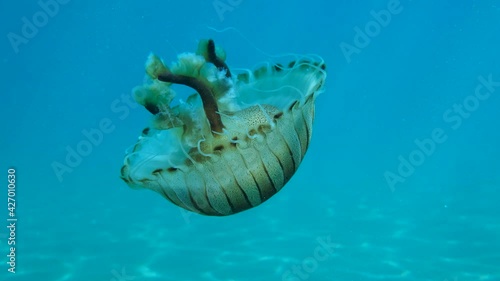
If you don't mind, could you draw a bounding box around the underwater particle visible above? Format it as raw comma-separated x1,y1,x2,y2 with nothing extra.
120,39,326,216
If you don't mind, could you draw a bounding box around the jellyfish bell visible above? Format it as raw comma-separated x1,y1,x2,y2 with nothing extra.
120,39,326,216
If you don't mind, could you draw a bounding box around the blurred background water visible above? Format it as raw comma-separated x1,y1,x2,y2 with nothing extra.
1,0,499,280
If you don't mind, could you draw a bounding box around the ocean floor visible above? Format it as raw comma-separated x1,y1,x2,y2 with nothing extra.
6,182,499,281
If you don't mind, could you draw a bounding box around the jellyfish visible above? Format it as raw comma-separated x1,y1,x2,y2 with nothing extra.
120,39,326,216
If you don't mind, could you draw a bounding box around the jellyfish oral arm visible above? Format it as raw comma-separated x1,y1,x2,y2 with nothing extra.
146,39,230,134
157,72,224,134
205,39,231,78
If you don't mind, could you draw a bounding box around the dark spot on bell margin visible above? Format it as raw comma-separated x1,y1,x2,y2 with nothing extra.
253,66,267,79
167,167,178,172
306,94,314,103
258,124,271,133
288,100,298,111
133,143,141,152
214,145,224,152
288,61,296,68
237,73,249,83
230,137,238,147
273,112,283,119
248,129,257,136
152,168,162,174
142,127,150,135
120,166,129,181
273,63,284,72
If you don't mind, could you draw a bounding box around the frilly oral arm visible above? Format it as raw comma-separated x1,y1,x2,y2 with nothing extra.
146,39,230,134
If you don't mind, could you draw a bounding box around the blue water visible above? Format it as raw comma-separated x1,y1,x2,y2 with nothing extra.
1,0,499,280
